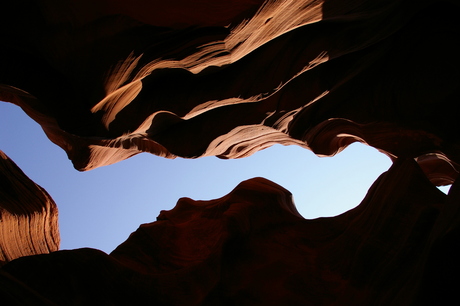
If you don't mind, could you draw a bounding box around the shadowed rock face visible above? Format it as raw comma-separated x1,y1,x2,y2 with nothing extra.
0,161,457,305
1,0,460,304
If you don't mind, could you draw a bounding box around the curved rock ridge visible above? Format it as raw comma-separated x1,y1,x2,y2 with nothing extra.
0,150,60,265
1,0,459,183
0,160,456,304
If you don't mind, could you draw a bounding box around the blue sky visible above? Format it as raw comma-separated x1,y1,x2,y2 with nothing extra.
0,101,413,253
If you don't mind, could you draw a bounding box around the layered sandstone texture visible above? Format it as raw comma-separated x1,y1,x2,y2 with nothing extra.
1,0,458,179
1,0,460,304
0,151,59,265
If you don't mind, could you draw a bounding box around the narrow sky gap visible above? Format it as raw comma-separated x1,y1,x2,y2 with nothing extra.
1,101,392,253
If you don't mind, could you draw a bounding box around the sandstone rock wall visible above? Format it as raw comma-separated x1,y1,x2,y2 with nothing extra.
1,160,458,304
1,0,459,178
0,151,59,265
1,0,460,304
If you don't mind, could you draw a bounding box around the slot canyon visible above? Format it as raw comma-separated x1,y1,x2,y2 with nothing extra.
1,0,460,304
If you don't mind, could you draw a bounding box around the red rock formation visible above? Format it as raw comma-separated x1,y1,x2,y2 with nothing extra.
1,0,460,304
2,0,459,180
0,151,59,265
0,160,456,304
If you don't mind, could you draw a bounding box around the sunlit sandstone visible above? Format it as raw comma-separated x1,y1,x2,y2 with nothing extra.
0,151,59,265
1,0,459,304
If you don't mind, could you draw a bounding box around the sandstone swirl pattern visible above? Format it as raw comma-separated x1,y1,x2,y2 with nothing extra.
0,151,59,265
1,0,460,304
1,0,458,181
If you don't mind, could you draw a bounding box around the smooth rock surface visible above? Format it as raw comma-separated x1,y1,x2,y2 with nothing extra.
0,160,456,305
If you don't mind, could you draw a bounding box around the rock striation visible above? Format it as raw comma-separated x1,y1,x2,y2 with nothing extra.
1,0,459,181
1,0,460,304
0,151,59,265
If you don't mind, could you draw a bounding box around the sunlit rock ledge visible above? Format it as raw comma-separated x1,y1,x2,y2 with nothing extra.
0,151,59,265
1,0,459,179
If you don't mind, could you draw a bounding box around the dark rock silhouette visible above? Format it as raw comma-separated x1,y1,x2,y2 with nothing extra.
1,161,455,304
1,0,460,304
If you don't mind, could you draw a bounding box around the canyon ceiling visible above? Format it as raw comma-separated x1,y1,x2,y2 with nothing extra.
1,0,460,304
